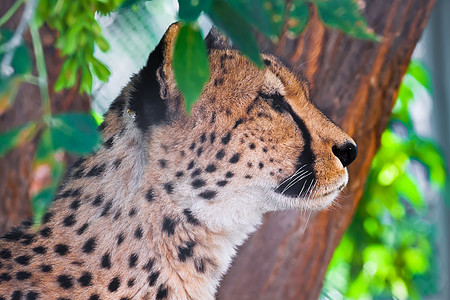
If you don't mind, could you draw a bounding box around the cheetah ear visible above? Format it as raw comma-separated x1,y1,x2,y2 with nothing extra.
205,26,230,51
128,23,183,132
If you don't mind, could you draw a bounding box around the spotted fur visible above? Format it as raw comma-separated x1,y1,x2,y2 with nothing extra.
0,24,357,299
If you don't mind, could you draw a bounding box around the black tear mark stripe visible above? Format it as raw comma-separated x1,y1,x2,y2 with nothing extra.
264,92,316,197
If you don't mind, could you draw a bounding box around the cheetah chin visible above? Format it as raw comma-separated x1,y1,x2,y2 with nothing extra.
0,23,357,300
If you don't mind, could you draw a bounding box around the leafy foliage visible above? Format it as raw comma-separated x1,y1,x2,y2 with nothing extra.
322,60,445,300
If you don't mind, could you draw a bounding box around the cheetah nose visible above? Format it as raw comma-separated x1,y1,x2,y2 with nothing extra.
332,141,358,167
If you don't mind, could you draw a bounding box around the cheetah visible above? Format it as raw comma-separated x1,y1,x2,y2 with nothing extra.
0,23,357,299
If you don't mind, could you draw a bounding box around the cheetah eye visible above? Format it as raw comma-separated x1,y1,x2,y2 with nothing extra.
260,92,285,113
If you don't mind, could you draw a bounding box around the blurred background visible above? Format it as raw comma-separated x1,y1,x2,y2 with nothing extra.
1,0,449,299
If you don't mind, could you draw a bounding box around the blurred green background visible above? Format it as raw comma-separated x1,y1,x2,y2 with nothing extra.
1,1,449,299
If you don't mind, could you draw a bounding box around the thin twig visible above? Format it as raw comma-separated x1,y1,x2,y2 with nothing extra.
0,0,37,76
29,18,51,119
0,0,26,28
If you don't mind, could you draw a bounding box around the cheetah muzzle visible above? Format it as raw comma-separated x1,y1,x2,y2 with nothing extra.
0,23,357,299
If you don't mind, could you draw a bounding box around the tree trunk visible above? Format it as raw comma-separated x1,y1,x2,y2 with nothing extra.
218,0,435,299
0,1,90,234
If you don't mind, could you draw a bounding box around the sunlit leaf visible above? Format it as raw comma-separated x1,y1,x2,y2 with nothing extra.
0,121,38,157
287,0,310,36
49,112,100,155
206,0,263,68
313,0,380,41
228,0,285,37
407,60,433,93
178,0,213,21
173,22,210,115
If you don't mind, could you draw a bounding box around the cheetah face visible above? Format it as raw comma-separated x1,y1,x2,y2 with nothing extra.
116,24,357,230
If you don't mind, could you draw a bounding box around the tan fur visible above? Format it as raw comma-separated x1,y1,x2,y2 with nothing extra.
0,24,356,299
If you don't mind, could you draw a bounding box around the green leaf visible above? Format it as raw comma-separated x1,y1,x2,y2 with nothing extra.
0,29,32,76
407,60,433,93
173,22,210,115
313,0,380,41
118,0,149,10
32,185,56,224
0,121,38,157
49,112,100,155
228,0,285,37
206,0,263,68
90,58,111,82
287,0,310,36
178,0,213,21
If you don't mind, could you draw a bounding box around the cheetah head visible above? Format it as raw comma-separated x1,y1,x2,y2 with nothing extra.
106,23,357,233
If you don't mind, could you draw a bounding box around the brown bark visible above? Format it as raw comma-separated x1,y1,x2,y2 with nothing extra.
218,1,434,299
0,1,90,234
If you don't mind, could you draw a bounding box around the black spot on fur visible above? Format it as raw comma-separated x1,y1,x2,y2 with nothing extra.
158,159,167,168
63,214,76,227
210,132,216,143
146,189,155,202
0,272,11,281
82,238,96,253
192,179,206,189
200,133,206,143
113,158,122,168
40,227,52,238
221,132,231,145
191,168,202,177
32,246,47,254
148,271,160,286
183,209,200,226
26,291,39,300
156,284,169,299
0,249,11,259
88,295,100,300
11,291,22,300
104,136,114,148
199,190,217,200
70,199,81,210
164,182,174,194
14,255,30,265
129,253,138,268
86,164,106,177
54,244,69,256
264,59,271,66
77,223,89,235
210,112,216,124
117,233,124,245
187,160,195,170
197,147,203,157
178,241,195,262
92,194,103,206
205,164,217,173
134,226,143,239
195,258,205,273
189,142,196,150
249,143,256,149
214,78,224,86
229,153,240,163
98,121,107,132
101,253,111,269
57,274,74,289
20,234,34,246
42,211,53,224
40,264,52,272
245,175,253,179
108,277,120,292
73,168,84,178
175,171,184,178
216,149,225,160
233,118,244,129
2,227,23,241
217,180,228,187
128,278,135,287
16,271,32,280
162,217,177,236
263,147,268,152
225,171,234,178
78,272,93,286
129,208,137,217
100,201,112,217
259,162,264,169
143,258,154,271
